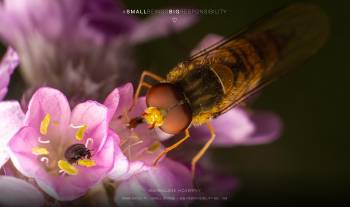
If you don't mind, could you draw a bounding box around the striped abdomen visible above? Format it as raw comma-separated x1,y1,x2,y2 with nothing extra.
167,31,284,124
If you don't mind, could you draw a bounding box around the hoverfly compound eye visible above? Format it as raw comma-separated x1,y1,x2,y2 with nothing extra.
146,83,192,134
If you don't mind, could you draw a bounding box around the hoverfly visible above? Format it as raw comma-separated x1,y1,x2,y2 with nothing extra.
128,3,329,176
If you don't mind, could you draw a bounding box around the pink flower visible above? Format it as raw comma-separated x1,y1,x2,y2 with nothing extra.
7,87,118,200
105,84,165,176
0,0,198,102
103,84,194,207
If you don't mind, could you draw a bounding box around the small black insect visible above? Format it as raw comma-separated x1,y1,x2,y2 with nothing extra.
65,144,91,164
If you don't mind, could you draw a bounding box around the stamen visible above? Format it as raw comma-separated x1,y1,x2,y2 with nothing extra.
127,145,131,160
134,147,147,159
77,159,96,167
122,140,144,160
130,132,140,141
58,160,78,175
40,157,49,166
70,124,87,141
147,141,161,153
70,124,85,129
85,138,94,148
122,140,143,154
40,113,51,135
38,137,50,144
130,140,143,147
32,147,49,155
120,138,128,148
76,125,87,141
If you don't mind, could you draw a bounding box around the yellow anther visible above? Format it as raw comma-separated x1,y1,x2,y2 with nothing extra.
77,159,96,167
32,147,49,155
75,125,87,141
147,141,161,153
58,160,78,175
143,107,166,128
40,113,51,135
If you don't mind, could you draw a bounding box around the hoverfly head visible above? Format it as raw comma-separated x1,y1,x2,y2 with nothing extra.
145,83,192,134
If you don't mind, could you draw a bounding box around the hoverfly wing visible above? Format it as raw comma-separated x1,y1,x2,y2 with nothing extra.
187,3,330,116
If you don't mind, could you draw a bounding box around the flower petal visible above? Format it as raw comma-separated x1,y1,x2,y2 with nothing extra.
191,108,254,146
115,158,193,207
191,108,282,147
108,141,130,181
112,161,150,182
108,127,151,181
0,0,133,44
70,101,108,151
25,87,71,138
0,101,25,146
83,0,137,37
0,101,24,168
103,88,120,123
0,47,19,100
244,110,282,145
0,176,44,207
190,34,223,56
130,13,198,44
103,83,133,122
35,178,85,202
113,82,134,118
7,126,44,178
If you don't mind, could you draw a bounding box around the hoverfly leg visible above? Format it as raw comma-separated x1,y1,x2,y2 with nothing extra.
153,129,191,166
134,82,152,103
131,70,165,111
191,122,216,177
